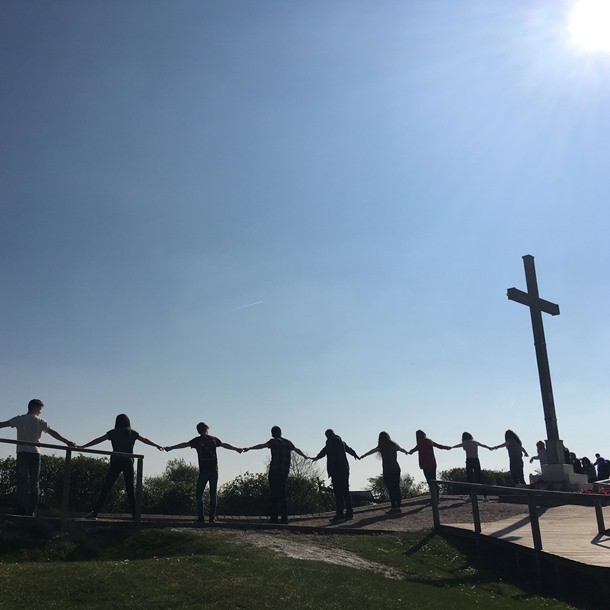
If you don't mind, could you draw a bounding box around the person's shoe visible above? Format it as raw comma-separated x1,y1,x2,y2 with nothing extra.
344,513,354,520
209,516,215,524
280,516,288,524
330,514,345,522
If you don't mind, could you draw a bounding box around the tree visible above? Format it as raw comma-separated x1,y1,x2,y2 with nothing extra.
142,458,200,515
366,473,426,500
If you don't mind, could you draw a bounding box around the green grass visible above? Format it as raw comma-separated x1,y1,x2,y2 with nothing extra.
0,525,577,609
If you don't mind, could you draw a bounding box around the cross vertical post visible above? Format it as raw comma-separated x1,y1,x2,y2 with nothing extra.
507,255,564,465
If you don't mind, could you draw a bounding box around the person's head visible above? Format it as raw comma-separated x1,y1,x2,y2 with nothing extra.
416,430,426,442
505,429,521,444
325,429,335,439
196,422,209,435
115,414,131,429
596,453,601,458
462,432,473,442
27,399,44,415
582,457,591,466
378,431,392,446
271,426,282,438
536,441,546,450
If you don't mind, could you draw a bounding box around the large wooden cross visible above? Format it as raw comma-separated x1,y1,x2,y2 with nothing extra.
507,255,564,465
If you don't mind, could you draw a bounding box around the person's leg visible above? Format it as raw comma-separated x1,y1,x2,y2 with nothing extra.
208,472,218,522
196,471,210,521
28,453,41,515
509,459,521,486
121,460,136,518
15,453,29,514
465,458,475,483
390,470,402,508
278,474,288,523
331,474,345,517
343,473,353,517
268,472,280,522
92,460,123,515
472,458,482,484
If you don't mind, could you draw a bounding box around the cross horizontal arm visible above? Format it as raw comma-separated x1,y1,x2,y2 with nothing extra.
507,287,560,316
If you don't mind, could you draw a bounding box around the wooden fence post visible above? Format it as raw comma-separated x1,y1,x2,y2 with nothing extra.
60,449,72,533
135,457,143,524
431,481,440,528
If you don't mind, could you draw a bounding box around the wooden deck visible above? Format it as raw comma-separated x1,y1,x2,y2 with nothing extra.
445,504,610,568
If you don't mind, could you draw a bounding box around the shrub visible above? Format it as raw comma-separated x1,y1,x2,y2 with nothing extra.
438,468,514,494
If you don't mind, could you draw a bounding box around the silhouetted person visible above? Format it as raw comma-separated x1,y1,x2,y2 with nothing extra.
451,432,493,489
82,414,163,519
493,430,528,486
594,453,607,478
312,429,359,522
529,441,548,467
0,399,75,516
361,431,409,513
409,429,451,487
581,457,597,482
165,422,242,523
243,426,308,524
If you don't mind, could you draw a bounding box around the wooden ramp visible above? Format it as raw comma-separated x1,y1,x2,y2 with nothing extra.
445,504,610,568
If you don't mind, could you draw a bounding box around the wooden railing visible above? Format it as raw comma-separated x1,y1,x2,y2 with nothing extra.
429,479,609,575
0,438,145,531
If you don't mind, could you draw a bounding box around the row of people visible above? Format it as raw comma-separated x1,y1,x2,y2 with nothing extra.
1,399,536,522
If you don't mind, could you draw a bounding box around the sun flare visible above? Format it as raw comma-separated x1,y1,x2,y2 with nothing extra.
568,0,610,53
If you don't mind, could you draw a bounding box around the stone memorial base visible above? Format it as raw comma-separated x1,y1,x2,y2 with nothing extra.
530,463,591,492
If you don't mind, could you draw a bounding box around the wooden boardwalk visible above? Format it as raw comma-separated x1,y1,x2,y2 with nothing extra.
445,503,610,568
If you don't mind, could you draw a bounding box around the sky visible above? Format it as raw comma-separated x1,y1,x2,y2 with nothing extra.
2,0,610,492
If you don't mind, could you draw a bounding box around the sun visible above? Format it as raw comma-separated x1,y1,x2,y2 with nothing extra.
568,0,610,53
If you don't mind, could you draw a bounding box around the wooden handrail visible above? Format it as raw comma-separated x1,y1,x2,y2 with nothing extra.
429,478,607,578
0,436,145,530
0,437,144,459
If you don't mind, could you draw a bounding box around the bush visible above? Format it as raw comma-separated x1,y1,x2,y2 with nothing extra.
366,473,426,501
143,459,200,515
438,468,514,494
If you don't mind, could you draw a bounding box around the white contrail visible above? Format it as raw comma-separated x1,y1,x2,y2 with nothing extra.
224,300,264,313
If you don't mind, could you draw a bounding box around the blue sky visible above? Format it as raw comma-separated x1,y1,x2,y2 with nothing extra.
2,1,610,490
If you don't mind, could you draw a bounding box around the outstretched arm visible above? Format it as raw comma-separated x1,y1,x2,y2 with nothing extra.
47,427,76,447
293,447,310,459
221,442,243,454
243,442,269,452
477,442,494,450
0,420,11,429
81,434,108,449
397,446,409,456
452,442,464,449
165,441,190,452
492,442,507,450
360,447,378,459
521,447,529,457
345,445,360,460
138,435,164,451
431,440,451,450
312,447,327,461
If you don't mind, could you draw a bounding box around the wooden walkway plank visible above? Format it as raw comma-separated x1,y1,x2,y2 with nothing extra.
445,504,610,568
